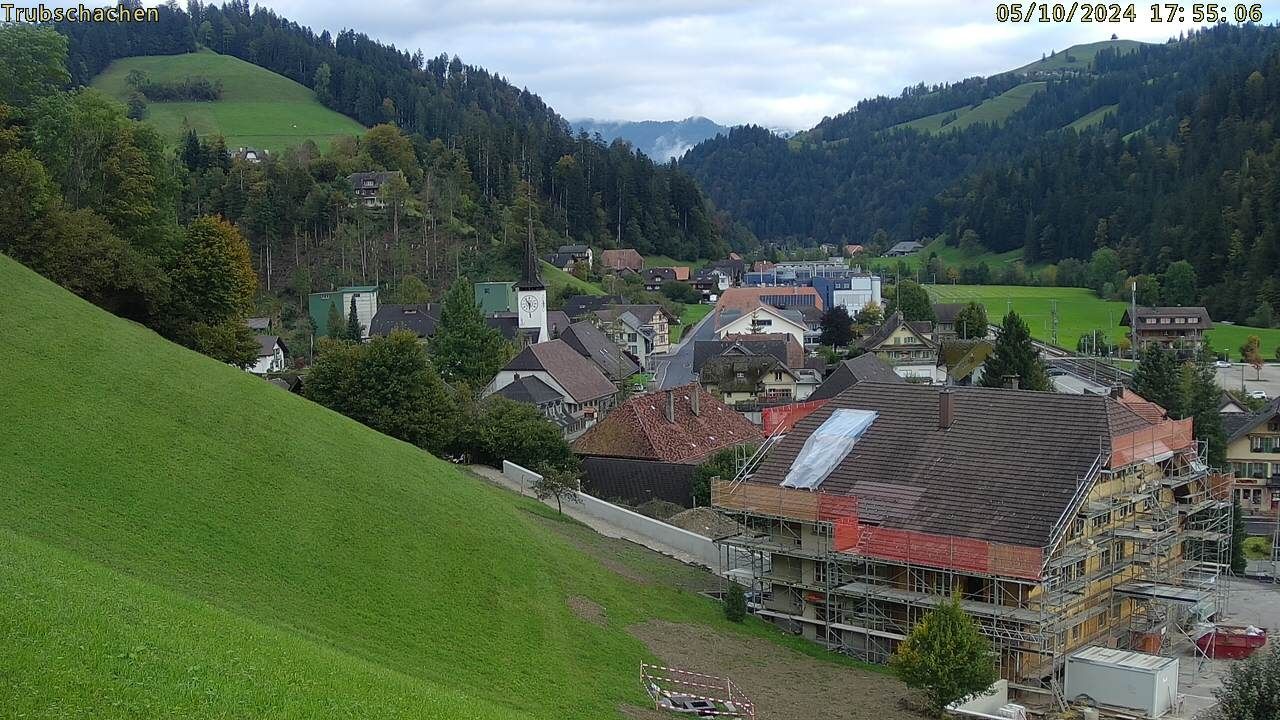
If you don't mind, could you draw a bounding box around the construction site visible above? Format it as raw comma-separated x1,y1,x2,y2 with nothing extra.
711,383,1236,715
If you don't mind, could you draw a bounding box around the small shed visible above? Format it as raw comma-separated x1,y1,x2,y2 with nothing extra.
1064,646,1179,718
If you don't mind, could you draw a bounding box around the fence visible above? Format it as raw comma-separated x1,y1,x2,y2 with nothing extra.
503,461,722,570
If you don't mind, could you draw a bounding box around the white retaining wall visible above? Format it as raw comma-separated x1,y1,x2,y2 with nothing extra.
502,460,722,570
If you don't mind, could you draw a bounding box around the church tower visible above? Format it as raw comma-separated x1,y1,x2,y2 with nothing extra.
515,217,548,344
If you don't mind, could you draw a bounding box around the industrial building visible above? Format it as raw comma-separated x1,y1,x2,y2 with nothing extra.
713,382,1232,705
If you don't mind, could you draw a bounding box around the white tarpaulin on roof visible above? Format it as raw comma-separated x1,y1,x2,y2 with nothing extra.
781,409,878,490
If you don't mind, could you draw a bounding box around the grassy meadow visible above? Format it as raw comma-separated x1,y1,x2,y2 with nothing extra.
927,284,1280,358
0,253,873,718
891,82,1045,135
92,48,365,152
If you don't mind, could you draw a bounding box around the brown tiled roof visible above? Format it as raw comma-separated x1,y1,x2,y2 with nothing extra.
601,248,644,271
560,321,640,380
1116,389,1168,425
503,340,617,404
806,353,903,401
717,287,824,314
573,383,762,463
932,303,965,324
747,383,1158,548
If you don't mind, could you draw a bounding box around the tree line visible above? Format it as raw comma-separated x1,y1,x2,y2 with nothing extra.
57,0,737,272
682,24,1280,324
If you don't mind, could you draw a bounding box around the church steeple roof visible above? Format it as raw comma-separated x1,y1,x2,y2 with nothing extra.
517,215,545,291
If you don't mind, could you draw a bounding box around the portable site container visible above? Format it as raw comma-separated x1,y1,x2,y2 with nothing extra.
1064,646,1179,718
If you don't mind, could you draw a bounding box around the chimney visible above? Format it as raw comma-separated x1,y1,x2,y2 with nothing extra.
664,390,675,423
1109,384,1124,400
691,386,701,416
939,388,954,430
1004,374,1020,390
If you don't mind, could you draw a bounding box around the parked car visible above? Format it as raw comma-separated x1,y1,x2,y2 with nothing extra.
1215,360,1232,369
1248,390,1269,400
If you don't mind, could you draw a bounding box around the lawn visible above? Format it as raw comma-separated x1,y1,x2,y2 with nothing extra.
92,48,365,152
889,82,1045,135
865,237,1025,275
541,260,606,296
671,302,713,343
1013,39,1144,74
926,284,1280,358
1066,104,1119,132
0,254,887,718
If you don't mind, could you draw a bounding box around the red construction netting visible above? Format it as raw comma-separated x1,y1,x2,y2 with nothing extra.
1109,417,1194,467
716,482,1044,580
762,399,828,435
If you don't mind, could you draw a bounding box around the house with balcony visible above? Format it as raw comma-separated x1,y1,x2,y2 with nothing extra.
1120,306,1212,352
1227,398,1280,515
858,311,943,383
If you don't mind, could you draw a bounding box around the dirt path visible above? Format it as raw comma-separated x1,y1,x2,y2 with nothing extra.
629,620,916,720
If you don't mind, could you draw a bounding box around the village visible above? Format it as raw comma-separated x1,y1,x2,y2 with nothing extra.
233,219,1280,720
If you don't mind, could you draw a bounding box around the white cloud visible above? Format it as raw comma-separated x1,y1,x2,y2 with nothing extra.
204,1,1280,128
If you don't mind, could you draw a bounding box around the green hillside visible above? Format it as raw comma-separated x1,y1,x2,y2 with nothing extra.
1066,104,1119,131
891,82,1045,135
92,48,364,152
0,254,883,718
867,237,1025,274
927,283,1280,358
1014,39,1144,74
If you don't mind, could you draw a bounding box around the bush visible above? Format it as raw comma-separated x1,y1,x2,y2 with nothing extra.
723,581,746,622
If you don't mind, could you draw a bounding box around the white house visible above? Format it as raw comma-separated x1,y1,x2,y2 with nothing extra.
714,303,808,347
249,336,287,375
832,275,883,314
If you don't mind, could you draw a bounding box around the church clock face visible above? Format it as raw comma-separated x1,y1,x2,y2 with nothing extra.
521,295,540,314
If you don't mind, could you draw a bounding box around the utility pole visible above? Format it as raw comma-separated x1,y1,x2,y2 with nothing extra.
1050,299,1059,348
1130,280,1139,365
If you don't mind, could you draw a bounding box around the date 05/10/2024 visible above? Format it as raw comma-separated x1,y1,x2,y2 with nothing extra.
996,3,1264,23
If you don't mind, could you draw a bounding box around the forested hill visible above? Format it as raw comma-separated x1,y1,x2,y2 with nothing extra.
680,25,1277,249
57,1,737,265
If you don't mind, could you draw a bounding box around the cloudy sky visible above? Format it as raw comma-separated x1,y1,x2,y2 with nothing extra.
249,1,1273,130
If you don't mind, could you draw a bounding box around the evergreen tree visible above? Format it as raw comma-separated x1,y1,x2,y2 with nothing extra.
890,598,998,715
345,295,363,342
429,277,514,392
1132,343,1183,415
977,311,1050,391
181,128,202,171
326,302,343,339
1181,360,1227,467
1230,498,1248,575
953,301,988,340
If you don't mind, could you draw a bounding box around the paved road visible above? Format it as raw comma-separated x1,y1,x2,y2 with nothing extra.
652,308,719,389
1215,361,1280,400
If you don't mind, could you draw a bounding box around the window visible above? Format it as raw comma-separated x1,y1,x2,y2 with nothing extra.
1101,546,1113,568
1175,317,1186,324
774,371,784,381
1250,462,1269,479
1159,317,1171,324
1114,541,1128,561
1069,518,1085,540
1091,512,1110,530
814,562,828,585
1116,502,1133,519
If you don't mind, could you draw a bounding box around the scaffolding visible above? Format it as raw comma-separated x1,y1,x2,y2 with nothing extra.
713,420,1234,707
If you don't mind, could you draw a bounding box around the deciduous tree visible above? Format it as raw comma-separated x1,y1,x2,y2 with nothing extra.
819,305,854,347
531,467,582,516
1207,644,1280,720
953,301,988,340
890,598,998,715
887,280,935,322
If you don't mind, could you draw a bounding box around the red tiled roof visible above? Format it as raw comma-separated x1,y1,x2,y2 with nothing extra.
572,383,762,463
1117,389,1168,425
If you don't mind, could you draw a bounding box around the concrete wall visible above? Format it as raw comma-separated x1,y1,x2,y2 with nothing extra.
502,460,721,570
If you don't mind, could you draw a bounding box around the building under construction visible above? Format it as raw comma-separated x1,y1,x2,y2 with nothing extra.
714,383,1232,704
